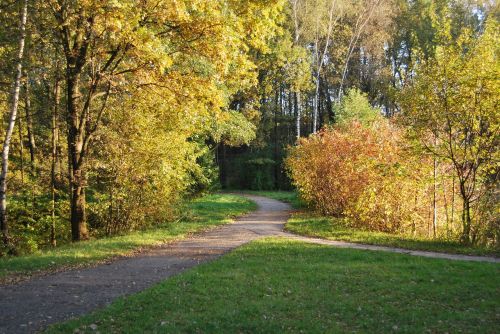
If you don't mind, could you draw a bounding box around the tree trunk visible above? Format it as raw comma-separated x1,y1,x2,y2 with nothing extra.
220,143,228,188
18,117,24,185
70,182,87,241
24,73,36,171
459,181,471,244
461,198,471,244
442,173,449,235
325,80,333,122
295,92,301,141
67,72,89,241
451,174,455,229
274,88,280,189
287,90,293,141
313,75,320,133
432,156,437,238
50,73,61,247
0,0,28,248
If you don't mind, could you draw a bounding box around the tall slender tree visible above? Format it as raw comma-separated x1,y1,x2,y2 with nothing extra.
0,0,29,248
24,72,36,171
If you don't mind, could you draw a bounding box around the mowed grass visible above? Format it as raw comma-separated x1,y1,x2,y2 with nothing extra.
286,213,499,257
243,192,498,256
0,194,256,280
47,238,499,334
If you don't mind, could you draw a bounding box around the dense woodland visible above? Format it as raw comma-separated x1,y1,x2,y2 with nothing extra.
0,0,498,255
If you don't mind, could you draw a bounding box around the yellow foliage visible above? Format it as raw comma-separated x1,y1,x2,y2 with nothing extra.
286,121,434,233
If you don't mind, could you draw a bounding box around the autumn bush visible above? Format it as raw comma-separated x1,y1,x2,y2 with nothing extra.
286,121,429,233
85,91,212,236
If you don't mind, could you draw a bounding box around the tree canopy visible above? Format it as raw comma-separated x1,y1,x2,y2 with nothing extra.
0,0,498,253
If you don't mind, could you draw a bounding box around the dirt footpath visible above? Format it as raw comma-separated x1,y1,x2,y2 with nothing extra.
0,195,290,334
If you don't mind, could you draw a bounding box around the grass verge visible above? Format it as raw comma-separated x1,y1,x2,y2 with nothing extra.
47,238,499,333
0,194,256,282
286,212,499,257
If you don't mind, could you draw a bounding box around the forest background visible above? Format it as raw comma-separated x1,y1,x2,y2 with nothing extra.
0,0,498,255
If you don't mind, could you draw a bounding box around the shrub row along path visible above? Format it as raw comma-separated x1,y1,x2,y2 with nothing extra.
1,195,498,333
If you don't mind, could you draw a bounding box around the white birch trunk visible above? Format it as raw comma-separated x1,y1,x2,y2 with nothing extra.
312,0,338,133
0,0,29,246
292,0,301,141
313,74,320,132
296,92,301,141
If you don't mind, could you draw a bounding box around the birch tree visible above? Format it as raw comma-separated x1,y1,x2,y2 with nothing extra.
0,0,28,248
291,0,302,139
337,0,388,100
311,0,342,133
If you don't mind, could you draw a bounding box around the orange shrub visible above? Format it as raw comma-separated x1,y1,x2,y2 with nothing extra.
286,121,428,233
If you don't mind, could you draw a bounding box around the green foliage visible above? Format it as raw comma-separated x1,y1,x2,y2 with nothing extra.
0,0,289,252
211,111,256,147
1,0,498,256
285,16,499,246
0,194,71,256
221,146,291,191
47,238,500,333
246,157,276,191
335,88,381,126
258,35,313,95
399,18,500,244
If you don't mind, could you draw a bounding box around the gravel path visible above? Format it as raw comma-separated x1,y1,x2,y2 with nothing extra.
0,195,290,334
286,235,500,263
0,195,497,333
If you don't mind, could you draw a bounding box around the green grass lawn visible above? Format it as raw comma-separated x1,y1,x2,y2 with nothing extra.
0,194,256,281
47,238,500,334
286,213,499,257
